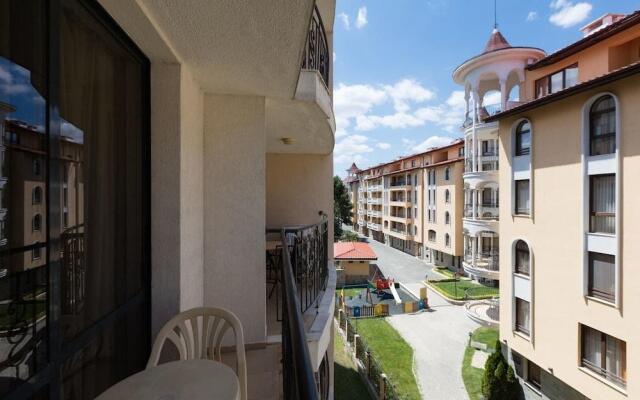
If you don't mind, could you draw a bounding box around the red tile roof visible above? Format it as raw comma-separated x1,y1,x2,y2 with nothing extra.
483,29,511,53
334,242,377,260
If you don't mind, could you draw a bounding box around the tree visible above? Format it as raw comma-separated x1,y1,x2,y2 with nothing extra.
334,176,353,239
482,340,521,400
340,231,359,242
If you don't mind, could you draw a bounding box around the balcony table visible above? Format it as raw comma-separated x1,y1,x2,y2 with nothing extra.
95,359,240,400
266,240,282,251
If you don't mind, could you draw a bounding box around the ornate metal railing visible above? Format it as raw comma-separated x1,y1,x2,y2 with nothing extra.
60,224,85,315
277,216,329,400
302,6,330,87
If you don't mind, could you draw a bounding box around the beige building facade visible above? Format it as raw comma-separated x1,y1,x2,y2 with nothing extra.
489,11,640,400
349,141,465,270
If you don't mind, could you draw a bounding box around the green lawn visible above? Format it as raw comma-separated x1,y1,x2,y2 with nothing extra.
462,327,499,400
428,279,498,300
434,267,457,279
334,328,372,400
471,327,499,350
339,287,368,298
462,345,484,400
354,318,421,400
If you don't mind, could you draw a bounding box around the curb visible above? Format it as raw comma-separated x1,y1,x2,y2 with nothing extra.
423,282,468,306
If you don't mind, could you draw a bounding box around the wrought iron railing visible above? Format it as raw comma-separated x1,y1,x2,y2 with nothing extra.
302,6,330,87
60,224,85,315
277,216,329,400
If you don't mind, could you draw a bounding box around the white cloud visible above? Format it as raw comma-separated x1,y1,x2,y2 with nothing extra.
527,11,538,21
413,90,467,132
376,142,391,150
333,52,337,62
413,136,455,152
334,134,373,164
337,12,350,30
334,79,439,134
356,7,368,29
0,65,11,84
549,0,592,28
384,79,435,112
0,83,31,95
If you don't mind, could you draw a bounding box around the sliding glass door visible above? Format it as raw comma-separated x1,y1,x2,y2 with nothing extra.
0,1,150,398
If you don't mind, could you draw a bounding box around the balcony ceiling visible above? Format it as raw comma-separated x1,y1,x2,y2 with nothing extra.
106,0,316,99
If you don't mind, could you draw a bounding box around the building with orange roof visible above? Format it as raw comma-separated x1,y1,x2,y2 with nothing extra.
334,241,377,286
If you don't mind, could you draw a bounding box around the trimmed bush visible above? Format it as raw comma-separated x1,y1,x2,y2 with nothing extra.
481,340,521,400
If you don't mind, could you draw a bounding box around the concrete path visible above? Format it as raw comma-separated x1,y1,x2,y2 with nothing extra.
359,235,441,282
347,229,482,400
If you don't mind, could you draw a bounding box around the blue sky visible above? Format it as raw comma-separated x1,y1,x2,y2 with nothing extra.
333,0,640,176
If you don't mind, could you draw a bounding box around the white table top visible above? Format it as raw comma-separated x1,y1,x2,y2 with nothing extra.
96,359,240,400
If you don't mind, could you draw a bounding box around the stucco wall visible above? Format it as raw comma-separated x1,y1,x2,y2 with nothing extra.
499,74,640,400
148,63,205,338
204,94,267,344
265,153,334,259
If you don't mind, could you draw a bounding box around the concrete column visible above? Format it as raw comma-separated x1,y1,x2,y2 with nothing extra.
203,94,266,344
472,189,477,220
472,236,477,268
150,64,204,338
500,80,508,111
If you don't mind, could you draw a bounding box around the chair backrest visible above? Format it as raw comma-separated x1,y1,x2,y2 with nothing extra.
147,307,247,400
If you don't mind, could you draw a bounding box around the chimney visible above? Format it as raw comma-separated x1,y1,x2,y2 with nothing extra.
580,13,626,37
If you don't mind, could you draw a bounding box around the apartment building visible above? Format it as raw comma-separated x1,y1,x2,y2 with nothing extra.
453,28,545,288
487,12,640,400
349,140,465,270
343,163,361,231
1,1,336,400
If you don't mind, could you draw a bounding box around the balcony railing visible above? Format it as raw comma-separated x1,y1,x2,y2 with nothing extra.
269,217,329,400
61,224,86,315
479,103,502,120
581,358,626,388
301,6,330,87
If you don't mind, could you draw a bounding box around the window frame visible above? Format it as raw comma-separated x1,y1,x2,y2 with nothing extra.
515,120,531,156
587,252,615,303
515,179,530,216
580,324,626,388
515,297,531,336
589,95,616,156
514,240,530,276
534,63,579,98
589,174,615,235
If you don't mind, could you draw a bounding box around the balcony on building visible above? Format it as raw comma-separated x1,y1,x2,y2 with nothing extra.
462,231,500,282
0,1,338,400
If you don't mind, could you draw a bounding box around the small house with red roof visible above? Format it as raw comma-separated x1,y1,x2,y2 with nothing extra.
334,241,377,285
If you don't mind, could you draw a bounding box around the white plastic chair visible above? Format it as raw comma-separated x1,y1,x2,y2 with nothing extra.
147,307,247,400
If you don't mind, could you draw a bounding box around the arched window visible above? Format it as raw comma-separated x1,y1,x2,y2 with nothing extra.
32,186,42,204
589,95,616,156
445,167,450,181
515,240,530,275
445,189,450,203
515,120,531,156
428,229,436,242
445,211,450,225
445,234,450,247
32,214,42,232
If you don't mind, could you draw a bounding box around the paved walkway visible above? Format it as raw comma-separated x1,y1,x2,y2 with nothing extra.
350,230,481,400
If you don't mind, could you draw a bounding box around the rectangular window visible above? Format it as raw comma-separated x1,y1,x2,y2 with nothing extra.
589,174,615,234
550,71,563,93
515,179,530,215
535,64,579,98
581,325,626,388
515,298,530,336
588,252,615,303
527,361,542,390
